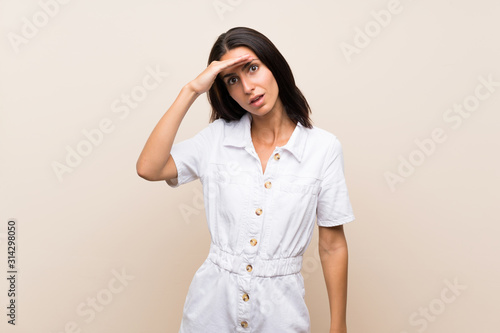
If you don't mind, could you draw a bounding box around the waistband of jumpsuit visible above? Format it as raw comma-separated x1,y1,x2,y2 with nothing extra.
207,243,303,278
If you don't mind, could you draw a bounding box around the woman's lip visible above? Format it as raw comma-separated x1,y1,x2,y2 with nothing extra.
250,94,264,105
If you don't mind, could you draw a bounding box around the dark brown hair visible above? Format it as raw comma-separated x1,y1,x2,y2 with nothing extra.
207,27,313,128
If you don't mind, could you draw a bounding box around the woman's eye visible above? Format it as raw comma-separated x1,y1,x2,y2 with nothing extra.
227,77,238,85
249,64,258,72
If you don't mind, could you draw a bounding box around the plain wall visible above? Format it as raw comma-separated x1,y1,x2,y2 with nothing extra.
1,0,499,332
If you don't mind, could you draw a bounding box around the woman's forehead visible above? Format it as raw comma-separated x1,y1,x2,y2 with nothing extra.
220,46,256,60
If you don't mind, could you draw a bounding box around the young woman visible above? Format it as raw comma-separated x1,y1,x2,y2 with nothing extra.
137,27,355,333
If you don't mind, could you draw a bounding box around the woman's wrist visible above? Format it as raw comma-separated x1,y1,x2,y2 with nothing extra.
183,81,201,96
330,322,347,333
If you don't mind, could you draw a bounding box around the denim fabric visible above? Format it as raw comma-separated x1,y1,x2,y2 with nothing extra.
167,112,355,332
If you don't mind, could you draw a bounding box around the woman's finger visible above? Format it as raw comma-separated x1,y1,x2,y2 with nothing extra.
216,54,252,72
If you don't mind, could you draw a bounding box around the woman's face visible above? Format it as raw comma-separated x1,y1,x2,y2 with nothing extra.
219,46,283,118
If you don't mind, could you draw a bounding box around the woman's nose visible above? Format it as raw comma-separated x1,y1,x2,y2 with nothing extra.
240,77,254,94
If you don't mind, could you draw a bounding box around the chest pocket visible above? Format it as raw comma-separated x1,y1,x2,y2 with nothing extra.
278,181,321,195
206,163,254,247
271,175,321,227
276,174,321,195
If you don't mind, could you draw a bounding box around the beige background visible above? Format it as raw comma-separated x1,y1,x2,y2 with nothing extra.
1,0,499,332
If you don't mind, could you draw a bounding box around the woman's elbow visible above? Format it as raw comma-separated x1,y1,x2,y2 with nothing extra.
318,225,348,253
136,161,158,181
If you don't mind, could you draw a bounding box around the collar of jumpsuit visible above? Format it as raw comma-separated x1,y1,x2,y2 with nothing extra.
167,110,355,332
222,111,308,163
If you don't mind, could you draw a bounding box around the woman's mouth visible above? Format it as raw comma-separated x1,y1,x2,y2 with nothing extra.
250,94,264,106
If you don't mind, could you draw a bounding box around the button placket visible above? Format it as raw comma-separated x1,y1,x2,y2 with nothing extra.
238,277,251,331
238,148,281,330
250,181,263,252
236,151,262,331
258,149,280,259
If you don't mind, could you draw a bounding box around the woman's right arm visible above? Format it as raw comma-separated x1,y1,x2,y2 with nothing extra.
136,84,198,181
136,53,251,182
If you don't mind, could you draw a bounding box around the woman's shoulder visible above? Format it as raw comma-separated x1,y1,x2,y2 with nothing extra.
305,123,340,148
209,115,243,129
204,117,229,135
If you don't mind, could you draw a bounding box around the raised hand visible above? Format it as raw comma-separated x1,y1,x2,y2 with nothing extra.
188,53,252,95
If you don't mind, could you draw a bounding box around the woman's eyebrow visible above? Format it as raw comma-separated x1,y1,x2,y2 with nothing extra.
222,59,259,79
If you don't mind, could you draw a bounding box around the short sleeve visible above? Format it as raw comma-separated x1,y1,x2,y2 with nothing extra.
165,122,215,188
316,136,355,227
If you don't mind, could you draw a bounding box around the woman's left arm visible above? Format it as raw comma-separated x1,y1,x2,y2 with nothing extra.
318,224,349,333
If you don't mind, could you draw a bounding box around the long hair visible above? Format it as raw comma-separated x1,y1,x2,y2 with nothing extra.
207,27,313,128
